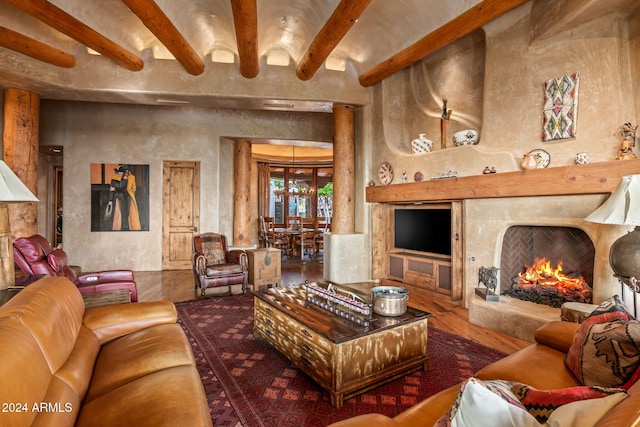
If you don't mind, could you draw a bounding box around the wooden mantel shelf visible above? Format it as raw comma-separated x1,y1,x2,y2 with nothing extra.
366,159,640,204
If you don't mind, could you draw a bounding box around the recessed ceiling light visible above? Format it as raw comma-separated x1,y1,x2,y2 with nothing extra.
266,50,290,66
211,50,235,64
325,57,346,72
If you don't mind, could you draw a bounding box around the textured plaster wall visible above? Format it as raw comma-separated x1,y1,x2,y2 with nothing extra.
39,101,333,272
364,3,639,306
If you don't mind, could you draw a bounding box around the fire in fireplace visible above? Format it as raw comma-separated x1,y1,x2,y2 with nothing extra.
500,226,596,309
503,257,592,308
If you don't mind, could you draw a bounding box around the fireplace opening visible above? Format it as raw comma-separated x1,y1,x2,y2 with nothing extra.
500,226,595,308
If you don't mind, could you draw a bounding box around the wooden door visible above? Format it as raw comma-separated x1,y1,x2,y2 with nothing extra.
162,161,200,269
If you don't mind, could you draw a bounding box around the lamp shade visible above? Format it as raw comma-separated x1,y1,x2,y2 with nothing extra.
585,175,640,279
0,161,38,203
584,175,640,226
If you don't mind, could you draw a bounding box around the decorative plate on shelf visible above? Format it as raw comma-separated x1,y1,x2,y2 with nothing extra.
528,149,551,168
377,161,394,185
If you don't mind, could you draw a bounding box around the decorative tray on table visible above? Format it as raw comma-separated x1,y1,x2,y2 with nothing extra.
304,281,373,326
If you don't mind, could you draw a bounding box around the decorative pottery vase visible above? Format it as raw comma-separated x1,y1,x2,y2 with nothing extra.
411,134,433,154
521,153,538,170
452,129,479,146
575,152,591,165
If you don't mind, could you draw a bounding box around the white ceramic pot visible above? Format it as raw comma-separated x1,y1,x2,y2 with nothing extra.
453,129,479,146
575,152,592,165
411,134,433,154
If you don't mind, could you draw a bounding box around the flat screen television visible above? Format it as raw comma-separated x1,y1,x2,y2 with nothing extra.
394,208,451,256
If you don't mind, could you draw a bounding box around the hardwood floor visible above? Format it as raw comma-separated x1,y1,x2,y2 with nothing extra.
135,255,529,355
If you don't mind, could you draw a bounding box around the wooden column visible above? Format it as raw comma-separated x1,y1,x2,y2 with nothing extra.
234,139,252,246
332,105,355,233
2,88,39,288
3,88,39,239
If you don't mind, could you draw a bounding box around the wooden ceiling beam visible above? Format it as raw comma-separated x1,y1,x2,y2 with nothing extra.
359,0,530,87
4,0,143,72
0,26,75,68
296,0,372,81
121,0,204,76
231,0,259,79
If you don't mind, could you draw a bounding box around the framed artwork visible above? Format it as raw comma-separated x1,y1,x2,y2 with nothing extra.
542,72,580,141
90,163,149,231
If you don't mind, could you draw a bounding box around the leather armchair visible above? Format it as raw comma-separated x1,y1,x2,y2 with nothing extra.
13,234,138,302
193,233,248,295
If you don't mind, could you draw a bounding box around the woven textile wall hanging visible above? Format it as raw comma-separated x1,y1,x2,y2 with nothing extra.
542,72,580,141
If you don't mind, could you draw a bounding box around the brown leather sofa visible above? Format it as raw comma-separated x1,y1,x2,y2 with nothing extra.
328,321,640,427
0,276,212,427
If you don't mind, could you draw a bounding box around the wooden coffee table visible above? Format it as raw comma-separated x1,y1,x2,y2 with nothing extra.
253,282,431,407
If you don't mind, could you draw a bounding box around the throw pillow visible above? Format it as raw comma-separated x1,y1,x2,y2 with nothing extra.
201,235,226,264
433,377,539,427
565,296,640,387
511,383,626,423
433,378,627,427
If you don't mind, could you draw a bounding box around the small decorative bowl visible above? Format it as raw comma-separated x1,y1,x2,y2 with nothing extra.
453,129,479,146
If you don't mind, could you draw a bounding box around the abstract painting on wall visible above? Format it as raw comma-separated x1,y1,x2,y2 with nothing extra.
90,163,149,232
542,72,580,141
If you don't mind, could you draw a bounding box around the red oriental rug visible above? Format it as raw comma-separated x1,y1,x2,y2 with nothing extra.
176,293,507,427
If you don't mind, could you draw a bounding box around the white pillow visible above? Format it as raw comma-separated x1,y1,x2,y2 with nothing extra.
442,378,627,427
450,379,539,427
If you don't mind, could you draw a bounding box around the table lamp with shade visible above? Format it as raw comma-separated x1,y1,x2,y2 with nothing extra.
584,174,640,293
0,160,38,290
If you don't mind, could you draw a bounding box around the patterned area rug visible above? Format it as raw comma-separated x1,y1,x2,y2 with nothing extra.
176,293,507,427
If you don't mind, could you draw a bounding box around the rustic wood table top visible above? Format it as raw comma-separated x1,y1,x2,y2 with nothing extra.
253,281,432,344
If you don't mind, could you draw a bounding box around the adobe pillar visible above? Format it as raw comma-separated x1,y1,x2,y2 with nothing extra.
332,105,355,233
233,139,251,247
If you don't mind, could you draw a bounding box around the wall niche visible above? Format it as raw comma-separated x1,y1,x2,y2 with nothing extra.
380,28,486,154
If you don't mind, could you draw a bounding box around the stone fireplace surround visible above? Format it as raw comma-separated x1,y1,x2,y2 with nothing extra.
367,160,640,342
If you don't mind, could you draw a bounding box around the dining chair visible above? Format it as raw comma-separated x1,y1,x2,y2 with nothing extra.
287,216,302,230
296,217,318,259
265,216,290,254
315,217,329,253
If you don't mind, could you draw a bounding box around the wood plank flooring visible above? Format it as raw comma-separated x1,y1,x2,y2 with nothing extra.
134,256,529,355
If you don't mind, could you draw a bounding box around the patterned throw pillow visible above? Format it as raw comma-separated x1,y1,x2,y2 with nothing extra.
565,296,640,387
433,377,627,427
201,235,226,265
512,383,626,423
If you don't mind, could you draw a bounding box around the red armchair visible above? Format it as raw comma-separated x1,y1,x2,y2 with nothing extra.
193,233,248,296
13,234,138,302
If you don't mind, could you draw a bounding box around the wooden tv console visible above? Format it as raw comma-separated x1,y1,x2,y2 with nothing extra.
253,283,431,407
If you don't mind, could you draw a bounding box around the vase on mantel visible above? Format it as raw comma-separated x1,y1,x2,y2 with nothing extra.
521,153,538,170
411,134,433,154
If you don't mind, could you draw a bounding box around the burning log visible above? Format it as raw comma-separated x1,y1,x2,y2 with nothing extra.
504,257,592,307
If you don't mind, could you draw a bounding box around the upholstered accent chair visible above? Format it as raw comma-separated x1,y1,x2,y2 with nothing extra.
13,234,138,302
192,233,248,296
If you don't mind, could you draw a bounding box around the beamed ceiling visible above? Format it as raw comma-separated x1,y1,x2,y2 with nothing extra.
0,0,532,113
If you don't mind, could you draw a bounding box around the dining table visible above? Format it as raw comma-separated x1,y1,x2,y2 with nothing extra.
274,227,315,260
